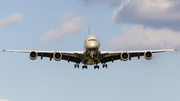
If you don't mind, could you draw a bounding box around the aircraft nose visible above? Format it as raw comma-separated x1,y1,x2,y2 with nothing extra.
87,42,99,49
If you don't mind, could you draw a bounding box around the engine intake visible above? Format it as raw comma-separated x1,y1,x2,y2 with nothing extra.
53,52,62,61
29,51,37,60
121,52,129,61
144,51,153,60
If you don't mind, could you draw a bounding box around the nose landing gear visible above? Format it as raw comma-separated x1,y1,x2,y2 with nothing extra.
90,51,94,58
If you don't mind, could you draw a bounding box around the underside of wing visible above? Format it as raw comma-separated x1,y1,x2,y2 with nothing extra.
3,50,84,63
100,49,176,63
38,51,84,63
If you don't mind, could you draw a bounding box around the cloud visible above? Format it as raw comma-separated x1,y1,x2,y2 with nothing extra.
81,0,122,7
112,0,180,30
41,11,85,42
0,98,9,101
107,25,180,51
0,12,23,27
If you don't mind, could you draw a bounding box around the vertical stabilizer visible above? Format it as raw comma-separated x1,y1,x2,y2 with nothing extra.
88,26,90,35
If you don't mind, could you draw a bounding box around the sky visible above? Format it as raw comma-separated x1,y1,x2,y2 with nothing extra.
0,0,180,101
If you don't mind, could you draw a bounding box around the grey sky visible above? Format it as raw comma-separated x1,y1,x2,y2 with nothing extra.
107,25,180,50
112,0,180,30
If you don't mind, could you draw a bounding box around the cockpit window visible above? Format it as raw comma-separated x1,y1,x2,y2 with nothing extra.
88,39,97,41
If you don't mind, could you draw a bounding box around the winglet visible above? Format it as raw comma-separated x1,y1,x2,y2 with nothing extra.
88,26,90,35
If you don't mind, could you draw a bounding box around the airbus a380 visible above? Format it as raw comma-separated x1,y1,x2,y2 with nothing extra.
3,28,177,69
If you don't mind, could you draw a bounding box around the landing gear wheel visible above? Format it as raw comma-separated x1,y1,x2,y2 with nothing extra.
94,65,99,69
74,64,79,68
103,64,107,68
82,65,88,69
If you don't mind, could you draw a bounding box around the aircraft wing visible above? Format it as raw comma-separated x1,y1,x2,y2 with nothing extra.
100,49,177,63
3,50,84,63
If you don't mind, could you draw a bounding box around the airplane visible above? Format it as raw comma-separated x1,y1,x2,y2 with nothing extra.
3,27,177,69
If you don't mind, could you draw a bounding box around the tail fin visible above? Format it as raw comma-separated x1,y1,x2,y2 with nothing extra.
88,26,90,35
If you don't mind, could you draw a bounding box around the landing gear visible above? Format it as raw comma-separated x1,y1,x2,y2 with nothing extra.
94,65,99,69
103,64,108,68
74,64,79,68
90,51,94,58
82,65,88,69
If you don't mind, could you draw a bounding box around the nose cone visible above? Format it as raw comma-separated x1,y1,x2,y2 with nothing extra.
87,42,99,49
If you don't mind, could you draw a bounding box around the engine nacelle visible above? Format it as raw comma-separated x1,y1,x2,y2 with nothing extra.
53,52,62,61
29,51,38,60
144,51,153,60
121,52,129,61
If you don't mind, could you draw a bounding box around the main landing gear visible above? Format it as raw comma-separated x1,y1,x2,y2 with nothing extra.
94,65,99,69
75,64,88,69
94,64,107,69
103,64,108,68
74,64,79,68
74,64,108,69
82,65,88,69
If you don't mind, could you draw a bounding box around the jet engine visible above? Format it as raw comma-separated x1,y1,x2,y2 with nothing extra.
29,51,38,60
144,51,153,60
121,52,129,61
53,52,62,61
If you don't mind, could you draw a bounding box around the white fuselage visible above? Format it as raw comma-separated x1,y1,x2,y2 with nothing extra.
83,35,100,65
